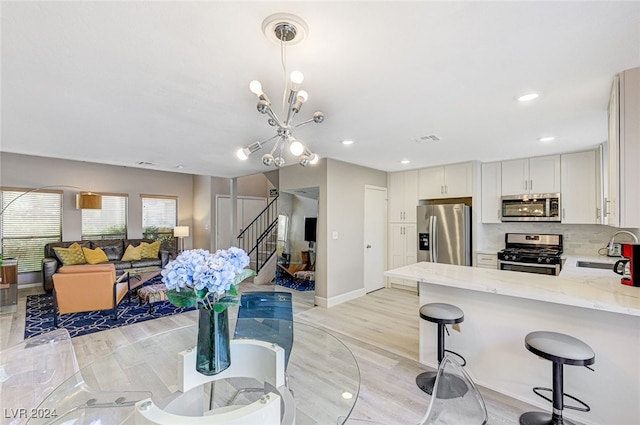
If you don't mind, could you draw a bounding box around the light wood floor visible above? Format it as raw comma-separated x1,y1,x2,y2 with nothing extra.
1,282,576,425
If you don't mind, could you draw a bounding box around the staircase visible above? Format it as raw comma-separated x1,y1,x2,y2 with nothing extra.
237,196,278,282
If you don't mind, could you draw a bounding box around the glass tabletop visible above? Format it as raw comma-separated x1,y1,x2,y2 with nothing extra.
28,319,360,425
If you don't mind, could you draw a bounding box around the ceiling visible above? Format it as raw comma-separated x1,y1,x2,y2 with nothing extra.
2,1,639,179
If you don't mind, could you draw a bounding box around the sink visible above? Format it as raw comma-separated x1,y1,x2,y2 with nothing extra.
575,261,615,270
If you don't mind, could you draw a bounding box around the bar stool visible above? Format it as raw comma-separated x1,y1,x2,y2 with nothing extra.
520,331,595,425
416,302,466,396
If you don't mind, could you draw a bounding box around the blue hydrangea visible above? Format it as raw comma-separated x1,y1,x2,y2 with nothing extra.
161,247,252,308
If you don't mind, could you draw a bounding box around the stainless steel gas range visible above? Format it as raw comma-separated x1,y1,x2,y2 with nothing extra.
497,233,563,276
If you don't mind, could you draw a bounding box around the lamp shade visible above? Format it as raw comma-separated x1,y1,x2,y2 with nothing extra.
174,226,189,238
76,193,102,209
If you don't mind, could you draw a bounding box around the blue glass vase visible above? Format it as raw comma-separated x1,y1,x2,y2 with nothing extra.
196,307,231,376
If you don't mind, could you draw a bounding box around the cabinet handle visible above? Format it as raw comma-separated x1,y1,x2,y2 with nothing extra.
523,180,527,190
596,207,601,220
497,209,500,220
445,185,448,194
604,198,610,216
562,208,565,220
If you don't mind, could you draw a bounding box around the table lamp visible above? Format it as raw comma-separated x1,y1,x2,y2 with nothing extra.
173,226,189,252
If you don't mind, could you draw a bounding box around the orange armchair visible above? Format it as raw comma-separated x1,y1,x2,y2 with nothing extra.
52,264,130,327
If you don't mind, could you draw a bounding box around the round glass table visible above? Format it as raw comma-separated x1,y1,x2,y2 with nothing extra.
28,319,360,425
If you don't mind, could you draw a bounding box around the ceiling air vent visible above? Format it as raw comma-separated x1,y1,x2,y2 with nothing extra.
413,135,441,144
135,161,156,166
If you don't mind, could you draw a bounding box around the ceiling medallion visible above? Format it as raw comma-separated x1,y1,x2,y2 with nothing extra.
237,14,324,168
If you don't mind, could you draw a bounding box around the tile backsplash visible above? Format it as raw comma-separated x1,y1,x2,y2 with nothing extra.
477,223,640,256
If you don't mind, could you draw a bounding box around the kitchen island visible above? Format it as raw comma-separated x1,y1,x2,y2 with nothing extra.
385,260,640,425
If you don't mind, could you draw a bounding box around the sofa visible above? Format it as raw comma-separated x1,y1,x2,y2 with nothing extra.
42,239,171,292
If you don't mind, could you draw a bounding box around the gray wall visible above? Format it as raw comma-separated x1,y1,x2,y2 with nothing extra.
1,152,194,284
279,158,387,305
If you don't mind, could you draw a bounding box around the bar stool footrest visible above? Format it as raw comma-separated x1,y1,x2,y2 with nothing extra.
532,387,591,413
443,349,466,367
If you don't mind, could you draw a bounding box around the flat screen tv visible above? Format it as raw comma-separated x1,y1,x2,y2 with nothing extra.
304,217,317,242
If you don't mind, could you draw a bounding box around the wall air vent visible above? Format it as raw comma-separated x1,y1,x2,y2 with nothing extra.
413,135,441,144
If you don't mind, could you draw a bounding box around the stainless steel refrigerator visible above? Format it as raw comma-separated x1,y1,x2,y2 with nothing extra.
417,202,471,265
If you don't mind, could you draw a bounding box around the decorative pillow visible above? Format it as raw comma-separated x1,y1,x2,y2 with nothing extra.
82,247,109,265
53,243,87,266
121,244,142,262
139,241,161,259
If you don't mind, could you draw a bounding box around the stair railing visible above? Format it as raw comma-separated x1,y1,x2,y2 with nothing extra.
237,196,278,273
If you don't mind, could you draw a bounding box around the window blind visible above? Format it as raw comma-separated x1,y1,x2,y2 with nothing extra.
1,189,62,273
81,195,127,240
142,196,177,242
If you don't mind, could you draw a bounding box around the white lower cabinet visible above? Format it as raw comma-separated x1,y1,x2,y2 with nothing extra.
475,253,497,269
388,223,417,288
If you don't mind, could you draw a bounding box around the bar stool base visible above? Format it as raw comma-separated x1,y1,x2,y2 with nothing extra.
416,371,468,399
519,411,577,425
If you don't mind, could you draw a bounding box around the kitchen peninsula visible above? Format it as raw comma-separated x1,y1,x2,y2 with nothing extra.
385,261,640,425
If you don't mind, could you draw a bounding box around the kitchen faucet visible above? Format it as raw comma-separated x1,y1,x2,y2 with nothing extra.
608,231,639,256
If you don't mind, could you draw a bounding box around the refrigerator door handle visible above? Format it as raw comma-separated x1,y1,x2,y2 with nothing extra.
432,215,438,263
427,216,433,262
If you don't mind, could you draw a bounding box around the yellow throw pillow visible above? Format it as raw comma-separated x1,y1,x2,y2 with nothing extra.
53,243,87,266
121,244,142,261
82,247,109,265
140,241,161,259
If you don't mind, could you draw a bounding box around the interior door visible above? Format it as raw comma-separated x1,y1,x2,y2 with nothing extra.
364,186,387,293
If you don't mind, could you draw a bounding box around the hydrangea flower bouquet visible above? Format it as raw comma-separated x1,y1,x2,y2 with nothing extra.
161,247,255,312
161,247,255,375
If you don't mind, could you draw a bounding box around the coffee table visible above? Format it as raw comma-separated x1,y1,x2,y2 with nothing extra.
119,267,161,303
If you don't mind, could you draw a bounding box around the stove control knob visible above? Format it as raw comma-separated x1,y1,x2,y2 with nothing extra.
545,258,551,264
538,258,543,263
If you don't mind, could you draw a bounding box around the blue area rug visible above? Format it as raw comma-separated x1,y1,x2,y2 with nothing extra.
25,276,195,339
275,268,315,291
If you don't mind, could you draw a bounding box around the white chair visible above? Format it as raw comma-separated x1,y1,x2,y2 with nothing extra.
341,354,488,425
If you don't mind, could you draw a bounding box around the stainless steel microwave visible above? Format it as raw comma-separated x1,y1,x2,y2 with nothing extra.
501,194,561,222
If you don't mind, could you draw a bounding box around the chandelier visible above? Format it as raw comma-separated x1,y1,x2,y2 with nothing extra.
237,15,324,168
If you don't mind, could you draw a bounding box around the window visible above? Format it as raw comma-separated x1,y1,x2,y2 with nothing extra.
81,194,127,240
142,195,177,248
1,188,62,273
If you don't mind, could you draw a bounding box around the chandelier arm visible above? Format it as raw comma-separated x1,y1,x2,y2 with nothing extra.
263,104,284,128
258,134,281,146
293,118,315,128
270,137,283,155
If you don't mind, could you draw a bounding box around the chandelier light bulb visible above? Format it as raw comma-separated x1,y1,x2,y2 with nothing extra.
249,80,263,96
309,153,319,165
297,90,308,103
290,139,305,156
290,71,304,90
237,148,249,160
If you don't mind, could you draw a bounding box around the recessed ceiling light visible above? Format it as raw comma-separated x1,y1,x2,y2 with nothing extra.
400,159,410,165
516,92,540,102
538,136,555,143
176,164,184,169
341,140,354,145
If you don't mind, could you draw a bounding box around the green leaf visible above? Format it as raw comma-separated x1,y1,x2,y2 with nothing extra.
196,288,209,300
166,290,199,308
234,268,257,285
227,284,238,296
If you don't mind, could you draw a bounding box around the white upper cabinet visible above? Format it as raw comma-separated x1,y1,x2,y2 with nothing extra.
388,170,418,223
561,150,598,224
606,67,640,228
418,162,473,199
481,162,502,223
501,155,560,196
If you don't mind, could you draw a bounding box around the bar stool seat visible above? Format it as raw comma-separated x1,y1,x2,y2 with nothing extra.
520,331,595,425
416,303,465,396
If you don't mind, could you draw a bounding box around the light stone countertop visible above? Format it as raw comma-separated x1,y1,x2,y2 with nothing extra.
384,255,640,317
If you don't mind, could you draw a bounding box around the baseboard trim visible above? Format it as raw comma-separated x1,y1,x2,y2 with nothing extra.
314,288,366,308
